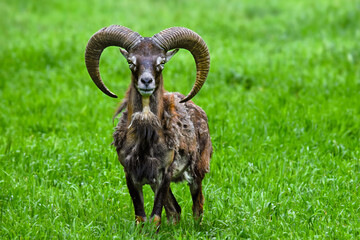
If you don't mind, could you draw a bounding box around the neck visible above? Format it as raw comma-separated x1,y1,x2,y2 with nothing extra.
127,75,164,122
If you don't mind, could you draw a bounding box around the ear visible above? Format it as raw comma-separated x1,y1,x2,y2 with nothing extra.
165,49,179,63
119,48,129,58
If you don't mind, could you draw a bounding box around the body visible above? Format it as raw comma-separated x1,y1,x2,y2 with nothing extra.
113,91,212,223
85,25,212,227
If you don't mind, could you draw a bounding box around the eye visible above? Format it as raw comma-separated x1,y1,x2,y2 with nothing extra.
127,59,137,71
156,59,166,72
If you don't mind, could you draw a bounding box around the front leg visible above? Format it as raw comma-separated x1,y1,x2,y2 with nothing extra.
150,171,171,227
125,173,146,224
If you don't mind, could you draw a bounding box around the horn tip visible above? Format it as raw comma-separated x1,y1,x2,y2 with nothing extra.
104,90,118,98
179,97,191,103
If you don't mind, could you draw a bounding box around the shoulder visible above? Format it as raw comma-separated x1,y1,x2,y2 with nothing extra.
164,92,208,121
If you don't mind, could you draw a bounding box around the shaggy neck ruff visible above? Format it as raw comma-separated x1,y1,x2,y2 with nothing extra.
127,75,164,123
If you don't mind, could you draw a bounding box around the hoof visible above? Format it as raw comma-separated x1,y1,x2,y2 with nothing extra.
167,214,181,225
152,214,161,227
135,215,146,225
193,214,203,225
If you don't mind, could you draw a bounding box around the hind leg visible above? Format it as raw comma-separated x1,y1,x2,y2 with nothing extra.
164,187,181,224
189,179,204,222
149,184,181,225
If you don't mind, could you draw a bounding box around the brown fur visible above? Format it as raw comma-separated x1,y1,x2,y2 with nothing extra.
113,91,212,182
111,38,212,226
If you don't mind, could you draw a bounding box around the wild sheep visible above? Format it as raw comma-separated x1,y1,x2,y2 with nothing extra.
85,25,212,227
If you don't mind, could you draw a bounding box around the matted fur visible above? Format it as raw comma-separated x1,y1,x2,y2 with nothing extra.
113,92,212,185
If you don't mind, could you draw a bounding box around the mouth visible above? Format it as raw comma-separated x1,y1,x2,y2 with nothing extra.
138,88,154,96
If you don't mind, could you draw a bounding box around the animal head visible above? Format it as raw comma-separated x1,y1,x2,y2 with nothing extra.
85,25,210,102
119,38,179,97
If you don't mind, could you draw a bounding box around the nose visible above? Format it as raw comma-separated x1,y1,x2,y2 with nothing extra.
141,77,153,87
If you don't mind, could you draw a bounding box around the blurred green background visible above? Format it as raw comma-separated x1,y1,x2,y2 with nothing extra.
1,0,360,238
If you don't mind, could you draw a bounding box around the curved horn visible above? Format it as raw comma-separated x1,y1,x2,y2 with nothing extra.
85,25,142,98
152,27,210,103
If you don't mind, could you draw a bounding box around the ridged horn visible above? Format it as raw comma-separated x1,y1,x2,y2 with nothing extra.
85,25,142,98
152,27,210,103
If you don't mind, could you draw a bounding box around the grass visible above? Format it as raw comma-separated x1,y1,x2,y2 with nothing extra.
1,0,360,238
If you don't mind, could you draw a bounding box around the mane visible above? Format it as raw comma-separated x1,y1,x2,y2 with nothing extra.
122,111,167,183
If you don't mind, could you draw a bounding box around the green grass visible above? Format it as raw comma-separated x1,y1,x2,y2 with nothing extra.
1,0,360,238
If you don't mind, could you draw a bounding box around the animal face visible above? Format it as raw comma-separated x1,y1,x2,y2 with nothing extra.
120,38,178,97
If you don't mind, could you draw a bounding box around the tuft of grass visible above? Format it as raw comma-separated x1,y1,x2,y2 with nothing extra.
1,0,360,238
